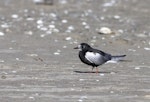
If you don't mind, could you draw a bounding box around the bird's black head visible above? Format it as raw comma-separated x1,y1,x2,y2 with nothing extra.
74,43,91,51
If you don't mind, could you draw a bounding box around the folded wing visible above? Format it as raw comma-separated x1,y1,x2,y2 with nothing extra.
85,52,105,65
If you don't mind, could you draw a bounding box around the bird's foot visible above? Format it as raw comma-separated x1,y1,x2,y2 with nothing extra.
96,67,99,74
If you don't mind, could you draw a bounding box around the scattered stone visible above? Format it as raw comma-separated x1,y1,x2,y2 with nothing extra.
33,0,53,5
63,46,67,48
11,14,19,19
53,52,60,55
84,25,90,29
50,13,57,18
1,23,9,28
114,15,120,19
49,25,55,29
0,32,5,36
27,54,38,57
144,47,150,50
16,58,20,61
145,95,150,99
12,70,17,73
100,73,105,76
59,0,67,4
68,26,75,30
136,34,147,38
0,59,4,62
62,19,68,23
128,49,136,52
65,37,72,41
1,75,6,79
135,67,140,70
53,50,61,55
97,27,114,35
25,31,33,35
79,79,85,81
37,20,43,25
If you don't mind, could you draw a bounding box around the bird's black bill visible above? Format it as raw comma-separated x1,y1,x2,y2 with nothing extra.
74,47,78,49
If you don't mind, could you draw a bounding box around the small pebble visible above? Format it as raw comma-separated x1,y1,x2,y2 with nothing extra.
46,31,52,34
26,17,34,21
82,22,87,26
50,13,57,18
97,27,113,35
84,25,90,29
1,24,9,28
144,47,150,50
12,70,17,73
100,73,105,76
81,96,87,99
53,28,59,33
33,0,44,4
27,54,38,57
25,31,33,35
68,26,74,30
0,32,5,36
40,34,45,37
59,0,67,4
110,72,116,74
0,60,4,62
100,16,105,20
49,25,55,29
128,49,136,52
54,39,58,42
1,75,6,79
70,88,75,91
110,91,114,93
135,67,140,70
118,29,124,33
40,27,48,31
63,46,67,48
79,79,85,81
16,58,20,61
29,96,35,100
65,37,72,41
136,34,147,38
11,14,19,19
33,0,53,5
64,10,68,14
78,99,83,102
114,15,120,19
54,52,60,55
62,19,68,23
37,20,43,25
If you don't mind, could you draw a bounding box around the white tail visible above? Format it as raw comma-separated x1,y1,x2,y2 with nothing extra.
111,55,126,61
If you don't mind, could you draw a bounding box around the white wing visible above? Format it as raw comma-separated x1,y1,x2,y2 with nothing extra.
85,52,104,65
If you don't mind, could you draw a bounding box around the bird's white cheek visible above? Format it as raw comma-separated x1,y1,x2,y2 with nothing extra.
78,45,82,51
78,49,82,51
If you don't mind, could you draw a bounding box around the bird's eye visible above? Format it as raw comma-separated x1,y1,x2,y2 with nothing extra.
82,45,86,49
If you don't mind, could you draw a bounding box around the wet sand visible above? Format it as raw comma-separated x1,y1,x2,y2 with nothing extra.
0,0,150,102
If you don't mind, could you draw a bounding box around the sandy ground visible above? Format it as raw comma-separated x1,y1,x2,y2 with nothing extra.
0,0,150,102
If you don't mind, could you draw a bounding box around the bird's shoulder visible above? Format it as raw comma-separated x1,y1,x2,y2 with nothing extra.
88,48,106,56
89,48,112,60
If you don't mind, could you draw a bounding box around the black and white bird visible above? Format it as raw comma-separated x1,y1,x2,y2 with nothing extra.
74,43,126,73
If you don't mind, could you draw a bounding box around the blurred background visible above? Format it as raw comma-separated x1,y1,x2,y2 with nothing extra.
0,0,150,102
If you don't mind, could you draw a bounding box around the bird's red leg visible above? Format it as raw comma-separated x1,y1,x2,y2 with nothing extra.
92,67,94,72
96,67,99,74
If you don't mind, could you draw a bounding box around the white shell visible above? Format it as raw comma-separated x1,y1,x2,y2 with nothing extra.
98,27,113,34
